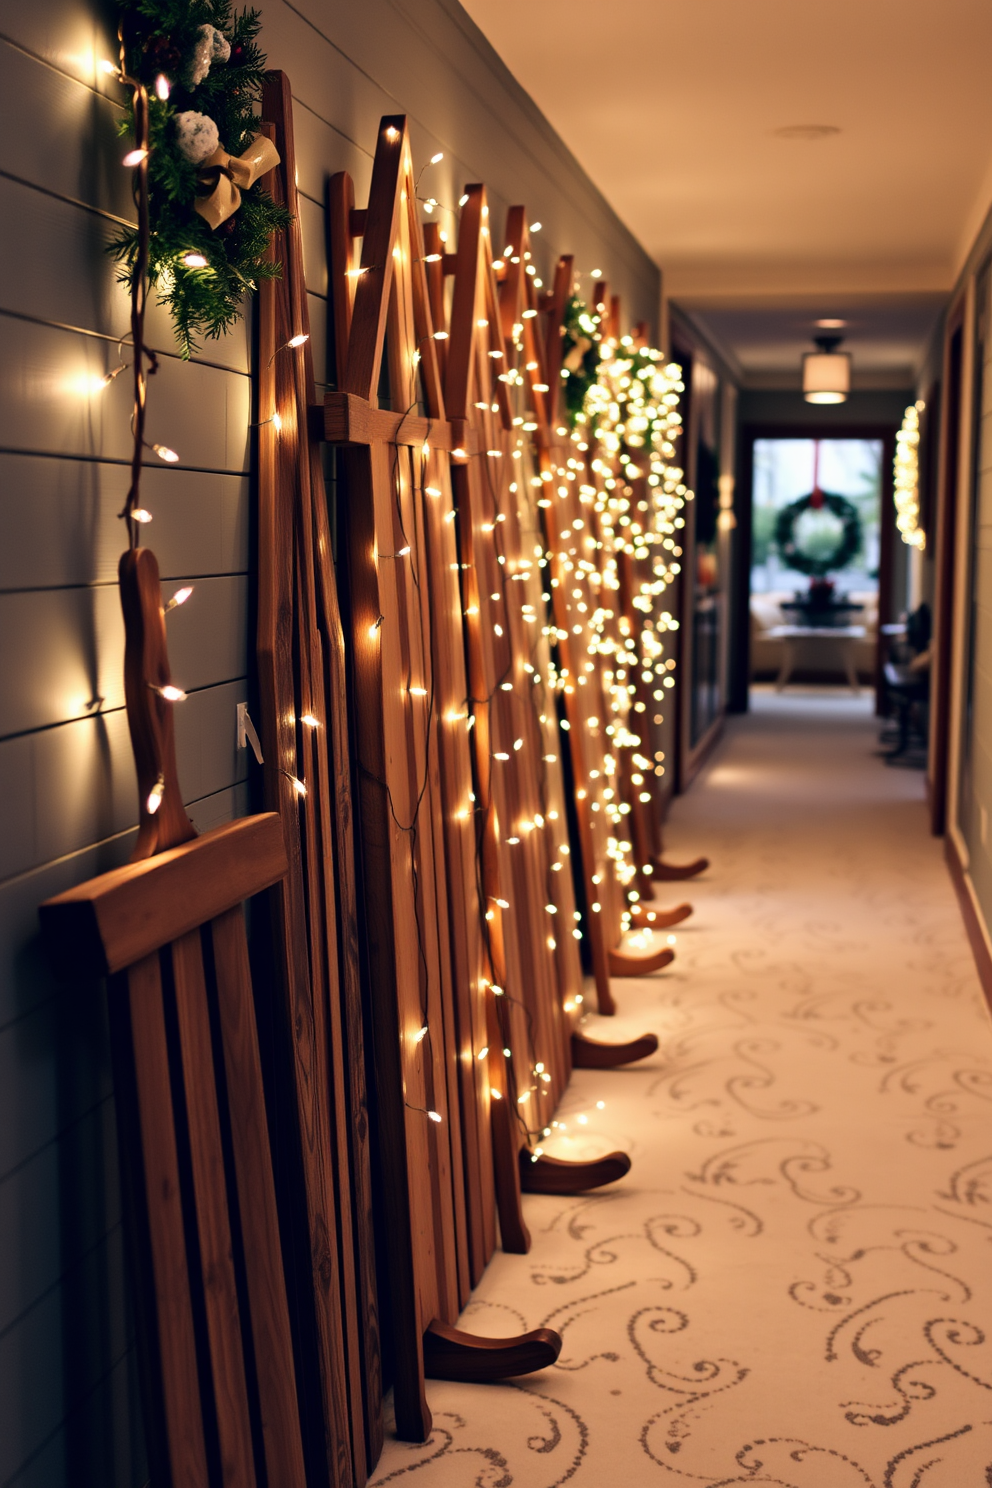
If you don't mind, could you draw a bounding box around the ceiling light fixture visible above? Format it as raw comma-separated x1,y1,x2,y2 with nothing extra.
815,318,847,329
803,334,850,405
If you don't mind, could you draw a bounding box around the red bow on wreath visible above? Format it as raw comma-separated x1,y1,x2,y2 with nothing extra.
809,440,824,510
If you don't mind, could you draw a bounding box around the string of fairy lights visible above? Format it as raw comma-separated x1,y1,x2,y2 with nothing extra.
105,92,691,1142
404,205,694,1147
94,39,313,817
466,373,582,1148
894,400,926,550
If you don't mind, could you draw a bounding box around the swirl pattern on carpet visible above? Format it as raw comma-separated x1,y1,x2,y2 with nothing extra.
371,690,992,1487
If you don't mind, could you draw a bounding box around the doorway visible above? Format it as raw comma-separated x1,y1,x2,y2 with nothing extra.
735,422,899,709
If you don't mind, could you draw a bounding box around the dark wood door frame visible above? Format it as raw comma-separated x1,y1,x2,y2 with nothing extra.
930,305,966,837
735,422,901,710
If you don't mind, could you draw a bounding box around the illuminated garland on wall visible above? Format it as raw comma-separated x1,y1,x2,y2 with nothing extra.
579,339,690,917
514,299,691,933
109,0,290,356
559,295,603,423
894,401,926,550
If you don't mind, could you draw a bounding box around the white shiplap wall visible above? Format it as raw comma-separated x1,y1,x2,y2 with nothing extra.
0,1,659,1482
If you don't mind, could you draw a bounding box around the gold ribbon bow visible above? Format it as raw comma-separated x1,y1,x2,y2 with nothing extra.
194,133,281,231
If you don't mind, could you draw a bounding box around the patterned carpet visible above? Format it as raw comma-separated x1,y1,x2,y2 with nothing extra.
371,688,992,1488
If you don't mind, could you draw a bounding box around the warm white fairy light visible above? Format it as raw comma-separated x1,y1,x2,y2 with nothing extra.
165,586,193,612
894,402,925,549
146,773,165,814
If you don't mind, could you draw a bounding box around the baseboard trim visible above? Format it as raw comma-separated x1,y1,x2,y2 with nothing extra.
945,832,992,1008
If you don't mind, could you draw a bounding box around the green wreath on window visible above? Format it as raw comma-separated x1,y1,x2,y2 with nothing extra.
773,492,862,577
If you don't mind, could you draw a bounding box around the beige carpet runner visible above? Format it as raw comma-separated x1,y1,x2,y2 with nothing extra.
372,689,992,1487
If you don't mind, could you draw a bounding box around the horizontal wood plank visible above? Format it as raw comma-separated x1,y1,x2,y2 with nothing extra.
0,173,249,373
0,1096,119,1336
324,391,469,450
0,1218,132,1484
0,455,248,594
0,39,131,220
290,97,374,215
0,575,247,739
0,2,120,96
0,316,250,473
0,780,248,1036
40,814,287,976
1,1349,145,1488
0,680,249,886
0,979,112,1181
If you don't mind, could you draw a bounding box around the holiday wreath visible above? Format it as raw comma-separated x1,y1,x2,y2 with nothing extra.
773,491,862,577
109,0,291,356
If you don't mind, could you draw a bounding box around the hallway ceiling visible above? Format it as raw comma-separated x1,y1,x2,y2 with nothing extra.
460,0,992,384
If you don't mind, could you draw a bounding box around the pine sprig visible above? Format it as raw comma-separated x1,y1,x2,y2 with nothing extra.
109,0,291,356
560,295,602,425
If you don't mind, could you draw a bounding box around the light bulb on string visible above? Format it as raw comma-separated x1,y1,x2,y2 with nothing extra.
146,773,165,815
149,682,187,703
164,586,193,612
266,332,309,366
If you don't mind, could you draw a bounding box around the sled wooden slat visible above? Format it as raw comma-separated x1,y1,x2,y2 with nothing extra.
42,816,307,1488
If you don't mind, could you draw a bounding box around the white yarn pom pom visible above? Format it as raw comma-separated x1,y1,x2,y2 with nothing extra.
174,111,220,165
187,30,213,87
187,24,230,86
208,26,231,63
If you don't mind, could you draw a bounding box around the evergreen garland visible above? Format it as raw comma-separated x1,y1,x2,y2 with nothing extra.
559,295,602,424
109,0,291,356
